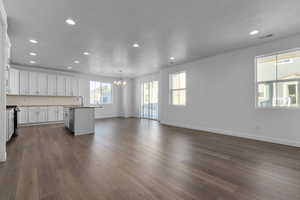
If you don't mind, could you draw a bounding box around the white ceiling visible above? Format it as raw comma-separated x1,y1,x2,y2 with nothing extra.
5,0,300,77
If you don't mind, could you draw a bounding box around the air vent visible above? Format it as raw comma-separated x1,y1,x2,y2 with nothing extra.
259,34,274,39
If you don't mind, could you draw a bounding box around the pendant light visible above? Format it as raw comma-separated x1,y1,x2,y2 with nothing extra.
113,70,127,86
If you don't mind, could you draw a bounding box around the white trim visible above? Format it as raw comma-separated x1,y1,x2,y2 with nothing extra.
95,114,121,119
169,71,186,106
255,48,300,109
161,121,300,148
0,0,7,162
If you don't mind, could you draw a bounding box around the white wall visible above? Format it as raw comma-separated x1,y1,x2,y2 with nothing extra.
122,78,134,118
0,0,7,162
158,34,300,147
11,64,124,119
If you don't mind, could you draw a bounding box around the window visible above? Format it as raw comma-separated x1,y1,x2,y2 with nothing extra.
256,49,300,108
90,81,112,104
169,71,186,105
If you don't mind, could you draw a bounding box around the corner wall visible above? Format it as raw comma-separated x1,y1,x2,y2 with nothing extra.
159,34,300,147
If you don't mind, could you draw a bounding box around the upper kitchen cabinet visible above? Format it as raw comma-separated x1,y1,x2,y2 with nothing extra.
71,77,79,96
65,76,71,96
47,74,57,96
29,72,47,95
19,70,29,95
8,68,19,95
57,75,66,96
38,73,48,95
29,71,38,95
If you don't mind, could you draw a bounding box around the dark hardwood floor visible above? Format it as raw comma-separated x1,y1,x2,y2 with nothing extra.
1,118,300,200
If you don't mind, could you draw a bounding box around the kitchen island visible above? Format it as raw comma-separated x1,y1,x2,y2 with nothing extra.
64,106,96,136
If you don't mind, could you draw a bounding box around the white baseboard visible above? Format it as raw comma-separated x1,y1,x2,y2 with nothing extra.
95,114,122,119
0,151,6,162
161,121,300,148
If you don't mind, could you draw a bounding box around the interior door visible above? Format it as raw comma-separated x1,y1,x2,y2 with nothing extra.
140,81,158,120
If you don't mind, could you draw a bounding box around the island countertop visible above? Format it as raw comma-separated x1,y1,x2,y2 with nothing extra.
63,106,103,109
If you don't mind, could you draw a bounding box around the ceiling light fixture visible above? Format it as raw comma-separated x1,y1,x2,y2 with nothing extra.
250,30,259,35
30,61,36,64
67,66,73,70
169,56,175,60
113,70,127,86
65,18,76,25
30,52,37,56
132,43,140,48
74,60,79,64
83,52,90,55
29,39,38,44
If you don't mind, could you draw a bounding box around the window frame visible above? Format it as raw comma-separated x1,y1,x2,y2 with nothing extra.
169,71,186,106
89,81,113,105
255,48,300,110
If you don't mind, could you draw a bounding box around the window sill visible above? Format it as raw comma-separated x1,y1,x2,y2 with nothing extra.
169,104,186,107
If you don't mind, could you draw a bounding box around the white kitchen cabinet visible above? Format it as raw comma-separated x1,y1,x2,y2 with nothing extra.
65,76,71,96
19,70,29,95
9,68,19,95
6,109,14,141
47,74,57,96
18,107,28,124
57,75,66,96
28,107,47,123
58,106,64,121
38,107,48,122
71,77,79,96
28,107,39,123
38,73,48,95
29,71,38,95
47,106,58,122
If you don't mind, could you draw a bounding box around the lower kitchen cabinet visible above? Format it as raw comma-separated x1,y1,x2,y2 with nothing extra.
58,107,64,121
28,107,39,123
6,109,14,141
18,107,28,124
18,106,64,125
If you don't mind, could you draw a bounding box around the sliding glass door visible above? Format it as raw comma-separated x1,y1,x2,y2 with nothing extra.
140,81,159,120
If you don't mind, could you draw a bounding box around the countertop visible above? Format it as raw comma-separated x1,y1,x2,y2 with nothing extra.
64,106,103,109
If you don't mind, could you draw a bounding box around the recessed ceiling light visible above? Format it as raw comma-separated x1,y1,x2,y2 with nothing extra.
30,61,36,64
74,60,79,64
169,57,175,60
29,52,37,56
29,39,38,44
67,66,72,70
83,52,90,55
132,43,140,48
65,18,76,25
250,30,259,35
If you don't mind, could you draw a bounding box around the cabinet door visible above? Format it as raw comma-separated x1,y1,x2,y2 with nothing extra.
71,78,79,96
9,68,19,95
18,107,28,124
48,107,58,122
38,73,48,95
19,71,29,95
57,75,66,96
9,110,14,139
6,111,9,141
65,76,71,96
58,107,64,121
38,107,48,122
29,72,38,95
28,107,38,123
47,74,57,96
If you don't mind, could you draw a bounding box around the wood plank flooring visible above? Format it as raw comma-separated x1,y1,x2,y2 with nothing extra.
1,118,300,200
